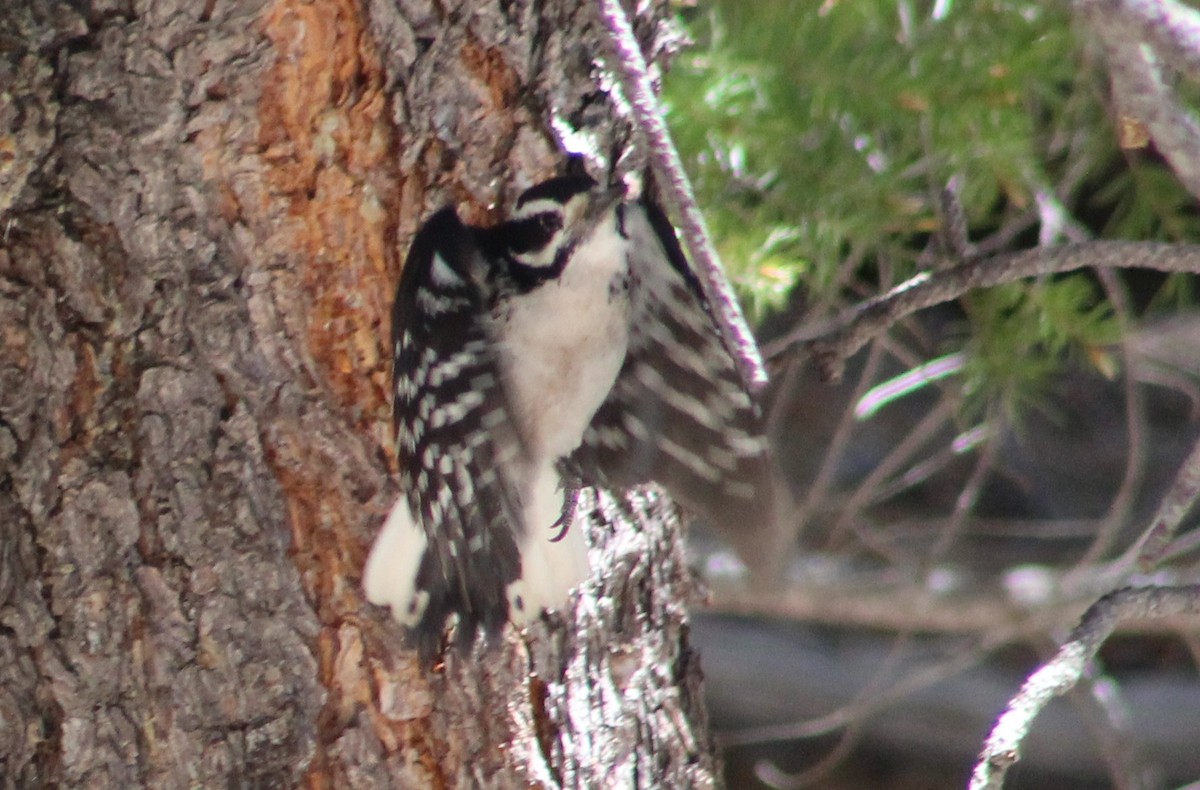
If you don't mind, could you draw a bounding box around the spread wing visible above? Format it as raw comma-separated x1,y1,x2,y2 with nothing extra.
373,208,526,659
572,200,782,571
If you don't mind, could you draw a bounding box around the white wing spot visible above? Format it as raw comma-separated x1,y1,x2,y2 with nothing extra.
633,363,727,432
430,389,486,428
623,413,651,441
396,377,418,401
658,435,721,482
727,430,769,456
707,445,738,472
416,288,458,315
429,348,485,387
453,463,475,505
431,254,463,286
481,409,507,430
724,479,757,499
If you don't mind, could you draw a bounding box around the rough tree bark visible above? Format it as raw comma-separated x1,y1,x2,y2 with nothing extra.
0,0,718,787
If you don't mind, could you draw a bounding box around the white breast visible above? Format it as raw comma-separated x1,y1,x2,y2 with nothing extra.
496,211,631,464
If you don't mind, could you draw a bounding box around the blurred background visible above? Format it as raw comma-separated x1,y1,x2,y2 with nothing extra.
659,2,1200,787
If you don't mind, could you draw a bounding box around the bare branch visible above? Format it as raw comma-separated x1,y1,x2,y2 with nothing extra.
829,397,957,549
594,0,768,390
767,241,1200,381
1080,0,1200,199
716,609,1065,749
937,176,974,263
755,725,861,790
1131,432,1200,572
928,414,1000,562
1082,0,1200,82
968,585,1200,790
792,337,889,548
1076,267,1147,566
1064,663,1152,790
709,559,1200,638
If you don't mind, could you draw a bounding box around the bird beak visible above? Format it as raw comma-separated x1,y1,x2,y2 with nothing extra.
551,183,625,267
574,184,625,239
595,184,625,215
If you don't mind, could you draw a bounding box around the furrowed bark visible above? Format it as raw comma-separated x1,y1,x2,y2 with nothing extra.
0,0,717,787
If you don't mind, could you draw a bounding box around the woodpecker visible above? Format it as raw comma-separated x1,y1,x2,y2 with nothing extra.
363,174,782,660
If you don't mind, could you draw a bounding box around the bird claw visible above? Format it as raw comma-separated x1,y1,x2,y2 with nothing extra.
549,483,579,542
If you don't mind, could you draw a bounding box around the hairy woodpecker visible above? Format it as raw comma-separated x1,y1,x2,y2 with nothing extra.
363,174,782,660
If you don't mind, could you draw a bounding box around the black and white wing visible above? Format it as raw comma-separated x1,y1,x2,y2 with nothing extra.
572,200,783,574
363,208,525,660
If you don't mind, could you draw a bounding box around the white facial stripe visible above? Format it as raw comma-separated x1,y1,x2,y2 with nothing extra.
511,230,565,269
511,197,564,221
509,191,611,272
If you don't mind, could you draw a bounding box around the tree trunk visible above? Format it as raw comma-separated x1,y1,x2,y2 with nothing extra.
0,0,718,787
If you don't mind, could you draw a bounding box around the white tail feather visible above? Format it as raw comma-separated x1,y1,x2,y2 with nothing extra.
363,497,429,626
365,469,590,631
507,466,590,621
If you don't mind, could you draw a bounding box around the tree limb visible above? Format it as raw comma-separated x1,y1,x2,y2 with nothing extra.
1129,432,1200,572
766,241,1200,381
1081,0,1200,83
595,0,768,391
968,585,1200,790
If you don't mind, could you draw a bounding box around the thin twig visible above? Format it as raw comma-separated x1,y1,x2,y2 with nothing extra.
835,311,968,518
1064,427,1200,594
828,397,957,548
1158,526,1200,565
794,337,888,548
594,0,768,390
717,609,1068,748
757,627,927,788
770,241,1200,381
709,566,1200,637
937,175,976,263
1077,267,1147,566
968,585,1200,790
865,438,961,507
928,411,1000,563
1064,662,1150,790
755,723,862,789
1131,432,1200,572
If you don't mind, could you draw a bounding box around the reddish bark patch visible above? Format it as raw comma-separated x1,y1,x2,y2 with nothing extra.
258,0,401,436
461,36,521,111
252,0,437,784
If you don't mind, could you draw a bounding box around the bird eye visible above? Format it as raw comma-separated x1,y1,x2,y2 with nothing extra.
503,211,566,259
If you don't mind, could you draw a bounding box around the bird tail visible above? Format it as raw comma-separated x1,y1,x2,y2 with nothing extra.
363,496,430,628
364,466,590,659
